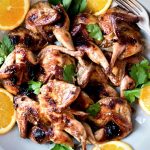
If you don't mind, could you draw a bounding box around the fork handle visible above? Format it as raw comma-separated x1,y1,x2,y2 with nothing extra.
143,27,150,36
138,24,150,36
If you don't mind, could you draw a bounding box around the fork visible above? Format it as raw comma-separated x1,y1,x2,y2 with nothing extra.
115,0,150,35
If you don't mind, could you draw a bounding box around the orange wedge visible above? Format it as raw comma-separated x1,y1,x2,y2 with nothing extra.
93,141,133,150
0,0,30,30
139,85,150,115
87,0,112,16
0,88,16,134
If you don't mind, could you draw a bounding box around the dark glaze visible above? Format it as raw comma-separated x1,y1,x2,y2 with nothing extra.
10,76,18,85
71,24,91,47
27,63,44,80
48,98,56,106
53,5,66,28
86,120,100,132
19,83,36,100
84,82,107,102
78,13,89,22
54,65,63,80
13,97,19,109
10,35,20,45
63,115,71,126
24,34,35,46
32,128,46,143
113,20,140,45
28,13,38,23
101,97,124,109
9,28,47,51
105,121,121,139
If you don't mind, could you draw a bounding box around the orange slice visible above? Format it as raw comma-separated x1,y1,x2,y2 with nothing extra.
87,0,112,16
139,85,150,115
0,88,16,134
0,0,30,30
93,141,133,150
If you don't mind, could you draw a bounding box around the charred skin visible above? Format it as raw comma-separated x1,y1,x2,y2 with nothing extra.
98,6,139,35
25,2,70,43
14,95,40,138
38,46,75,83
9,28,47,51
30,125,74,147
0,45,37,95
88,97,132,142
39,80,81,112
99,6,143,68
14,95,74,147
71,91,94,111
84,81,118,102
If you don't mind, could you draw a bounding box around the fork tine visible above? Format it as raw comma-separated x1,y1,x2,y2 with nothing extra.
120,0,140,15
115,0,131,12
126,0,141,12
115,0,140,15
128,0,143,11
124,0,141,13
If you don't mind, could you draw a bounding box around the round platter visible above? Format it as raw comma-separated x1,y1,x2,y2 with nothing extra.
0,0,150,150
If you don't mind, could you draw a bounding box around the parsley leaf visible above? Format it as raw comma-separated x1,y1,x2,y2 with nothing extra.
86,24,103,41
125,59,150,103
124,89,141,103
68,0,87,16
51,144,73,150
49,0,72,10
68,0,82,16
28,81,42,95
63,64,76,83
48,0,62,5
3,35,14,53
129,59,150,87
49,0,87,15
0,35,14,65
79,0,87,13
62,0,72,10
86,103,100,116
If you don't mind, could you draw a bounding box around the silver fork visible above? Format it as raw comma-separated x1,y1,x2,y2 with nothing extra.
115,0,150,35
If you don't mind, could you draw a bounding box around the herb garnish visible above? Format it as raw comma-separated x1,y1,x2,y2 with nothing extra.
49,0,87,14
28,80,42,95
86,103,100,116
0,35,14,65
129,59,150,87
124,59,150,103
86,24,103,41
124,89,141,103
63,64,76,83
51,144,73,150
48,0,62,5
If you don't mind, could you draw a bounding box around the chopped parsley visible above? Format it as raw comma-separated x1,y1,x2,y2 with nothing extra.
86,24,103,41
124,89,140,103
63,64,76,83
0,35,14,65
49,0,87,14
51,144,73,150
28,80,42,95
125,59,150,103
129,59,150,87
86,103,100,116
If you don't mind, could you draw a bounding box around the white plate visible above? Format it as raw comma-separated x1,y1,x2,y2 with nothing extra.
0,0,150,150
